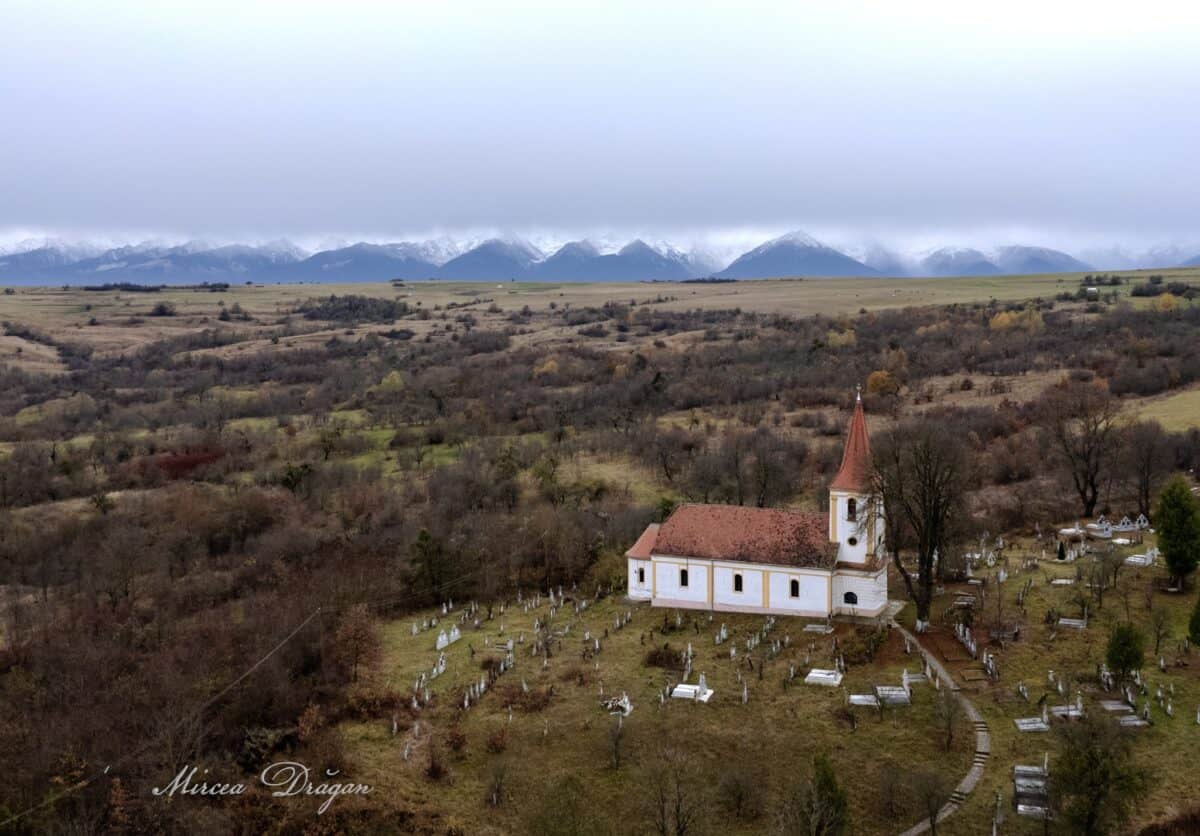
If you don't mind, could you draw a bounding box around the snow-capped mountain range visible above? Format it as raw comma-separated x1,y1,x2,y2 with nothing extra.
0,232,1197,284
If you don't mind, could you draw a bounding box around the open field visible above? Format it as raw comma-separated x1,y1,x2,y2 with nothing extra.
4,268,1200,372
1134,386,1200,433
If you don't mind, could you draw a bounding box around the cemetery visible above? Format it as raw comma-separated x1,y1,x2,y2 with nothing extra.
338,515,1200,834
894,527,1200,834
339,587,972,834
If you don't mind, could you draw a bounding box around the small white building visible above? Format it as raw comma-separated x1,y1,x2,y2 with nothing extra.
626,392,887,618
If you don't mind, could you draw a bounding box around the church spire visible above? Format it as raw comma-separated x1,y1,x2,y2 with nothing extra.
830,388,870,492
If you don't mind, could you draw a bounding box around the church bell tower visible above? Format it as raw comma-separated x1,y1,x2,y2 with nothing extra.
828,387,880,565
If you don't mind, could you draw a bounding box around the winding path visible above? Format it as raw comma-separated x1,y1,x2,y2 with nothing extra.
892,620,992,836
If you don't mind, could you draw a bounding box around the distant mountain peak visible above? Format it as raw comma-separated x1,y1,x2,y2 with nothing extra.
771,229,824,249
991,245,1090,274
617,239,658,256
477,237,543,260
0,232,1184,285
918,247,999,277
717,230,876,278
548,240,601,258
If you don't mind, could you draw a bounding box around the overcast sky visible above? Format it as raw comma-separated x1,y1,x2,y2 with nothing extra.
3,0,1199,251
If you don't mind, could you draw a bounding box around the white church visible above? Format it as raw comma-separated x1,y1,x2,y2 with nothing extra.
626,392,888,618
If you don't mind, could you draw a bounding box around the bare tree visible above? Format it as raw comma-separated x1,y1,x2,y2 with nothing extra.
877,759,904,819
717,764,762,822
486,761,507,807
720,431,750,507
909,769,953,836
1041,381,1123,517
1149,607,1171,656
647,748,704,836
1123,420,1172,518
869,421,969,630
334,604,381,683
932,689,964,752
1116,573,1136,622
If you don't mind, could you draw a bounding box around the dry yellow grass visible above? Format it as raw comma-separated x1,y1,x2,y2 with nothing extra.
1132,385,1200,432
0,333,65,374
4,270,1197,374
339,592,970,835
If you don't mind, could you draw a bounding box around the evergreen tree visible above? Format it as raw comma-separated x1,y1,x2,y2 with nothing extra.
1155,476,1200,587
778,754,849,836
1106,623,1144,684
1051,714,1148,835
409,528,446,604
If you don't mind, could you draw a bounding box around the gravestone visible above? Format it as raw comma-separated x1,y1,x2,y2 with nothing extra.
804,669,843,687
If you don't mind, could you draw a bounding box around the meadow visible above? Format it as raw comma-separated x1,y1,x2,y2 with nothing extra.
5,267,1200,373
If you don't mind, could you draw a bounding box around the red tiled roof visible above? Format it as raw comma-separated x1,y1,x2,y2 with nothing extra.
651,504,835,568
625,523,660,559
830,394,871,492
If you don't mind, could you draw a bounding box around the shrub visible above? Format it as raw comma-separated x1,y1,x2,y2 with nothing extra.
425,744,446,781
840,625,888,665
643,643,684,671
498,683,554,713
298,294,407,323
866,369,900,396
459,330,511,354
485,727,508,754
717,767,762,821
444,726,467,755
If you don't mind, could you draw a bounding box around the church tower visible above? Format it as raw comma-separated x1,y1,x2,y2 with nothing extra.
828,388,881,565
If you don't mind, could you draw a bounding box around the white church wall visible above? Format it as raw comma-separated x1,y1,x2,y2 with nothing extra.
649,558,834,617
832,569,888,616
767,570,830,616
628,558,652,600
712,564,763,609
651,558,709,608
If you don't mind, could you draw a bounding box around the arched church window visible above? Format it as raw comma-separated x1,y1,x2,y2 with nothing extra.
846,498,857,522
844,591,858,605
733,573,743,593
680,568,689,587
789,579,800,598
